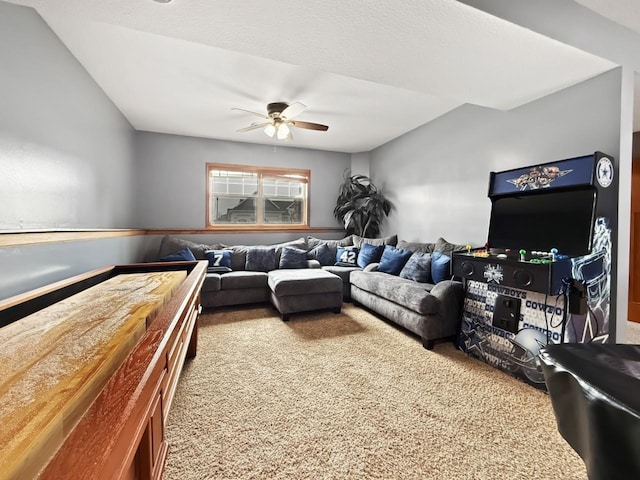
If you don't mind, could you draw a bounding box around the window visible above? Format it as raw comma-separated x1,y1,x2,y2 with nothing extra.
206,163,309,229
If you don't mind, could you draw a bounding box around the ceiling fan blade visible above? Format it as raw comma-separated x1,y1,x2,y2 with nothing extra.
280,102,306,120
236,122,269,133
231,107,268,119
290,120,329,131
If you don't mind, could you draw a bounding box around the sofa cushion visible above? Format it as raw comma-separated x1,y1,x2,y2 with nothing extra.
307,243,335,266
268,269,342,296
336,246,359,266
357,243,384,268
201,273,222,292
400,252,432,283
307,235,353,250
220,271,269,290
377,245,412,275
158,236,221,260
322,265,361,284
228,245,250,271
350,271,439,315
397,240,436,254
431,252,452,283
246,246,277,272
352,234,398,249
159,247,196,262
229,239,308,271
279,246,308,269
274,238,308,263
434,237,468,254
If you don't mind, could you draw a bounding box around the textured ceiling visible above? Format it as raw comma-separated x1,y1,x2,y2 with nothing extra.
7,0,617,153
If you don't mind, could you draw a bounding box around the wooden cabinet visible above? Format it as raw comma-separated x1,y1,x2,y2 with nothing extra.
136,378,167,480
0,261,207,480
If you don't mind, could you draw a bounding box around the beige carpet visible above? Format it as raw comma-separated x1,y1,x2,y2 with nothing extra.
626,321,640,344
164,304,586,480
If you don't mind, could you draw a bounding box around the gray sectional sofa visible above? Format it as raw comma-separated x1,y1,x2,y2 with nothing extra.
350,237,466,349
156,234,466,349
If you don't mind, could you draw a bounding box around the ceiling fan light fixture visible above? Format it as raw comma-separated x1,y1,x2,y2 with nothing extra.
276,123,290,140
234,101,328,142
264,124,276,137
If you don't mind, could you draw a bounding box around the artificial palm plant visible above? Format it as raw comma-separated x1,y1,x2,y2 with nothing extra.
334,171,392,237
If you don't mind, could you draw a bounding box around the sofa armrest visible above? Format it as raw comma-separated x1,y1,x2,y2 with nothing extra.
307,259,321,269
363,262,379,272
429,280,464,321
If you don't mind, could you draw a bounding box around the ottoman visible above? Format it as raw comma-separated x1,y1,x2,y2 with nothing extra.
268,269,343,321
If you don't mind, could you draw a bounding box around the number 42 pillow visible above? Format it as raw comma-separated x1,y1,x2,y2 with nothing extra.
335,246,359,267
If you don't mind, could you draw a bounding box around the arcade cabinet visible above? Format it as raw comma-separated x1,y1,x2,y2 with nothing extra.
453,152,617,389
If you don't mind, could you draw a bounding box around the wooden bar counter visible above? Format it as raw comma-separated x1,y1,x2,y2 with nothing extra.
0,261,208,480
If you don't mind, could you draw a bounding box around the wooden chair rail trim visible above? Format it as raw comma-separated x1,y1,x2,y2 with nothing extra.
147,227,345,235
0,229,146,247
0,227,346,248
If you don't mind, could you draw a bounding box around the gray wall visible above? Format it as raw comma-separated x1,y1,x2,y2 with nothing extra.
0,2,136,230
0,237,149,300
133,131,350,230
371,69,621,246
0,2,140,300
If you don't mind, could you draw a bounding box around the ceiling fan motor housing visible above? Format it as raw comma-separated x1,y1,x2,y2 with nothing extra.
267,102,288,116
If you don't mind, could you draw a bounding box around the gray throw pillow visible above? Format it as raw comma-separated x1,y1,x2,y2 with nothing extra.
307,243,336,266
397,240,436,254
307,235,353,250
274,237,308,263
279,247,308,269
435,237,468,254
245,246,277,272
229,245,251,271
158,235,211,260
352,234,398,249
400,252,432,283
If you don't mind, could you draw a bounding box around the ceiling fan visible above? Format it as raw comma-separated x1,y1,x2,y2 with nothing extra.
232,102,329,141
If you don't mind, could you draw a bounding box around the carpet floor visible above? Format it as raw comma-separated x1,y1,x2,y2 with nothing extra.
626,320,640,344
164,304,586,480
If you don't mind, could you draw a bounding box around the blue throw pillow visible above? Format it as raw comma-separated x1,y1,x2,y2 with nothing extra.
377,245,413,275
335,246,359,266
307,243,335,266
431,251,451,283
159,247,196,262
245,246,277,272
205,249,232,268
279,246,308,269
399,252,432,283
204,249,232,273
357,243,384,268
